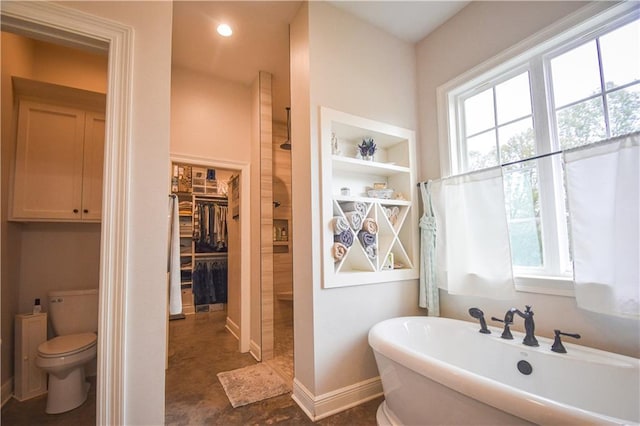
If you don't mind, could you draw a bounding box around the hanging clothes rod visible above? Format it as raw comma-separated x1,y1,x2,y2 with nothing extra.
195,199,228,205
194,252,228,258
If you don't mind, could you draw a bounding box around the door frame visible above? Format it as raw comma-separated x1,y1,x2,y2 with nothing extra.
169,154,251,352
1,2,133,423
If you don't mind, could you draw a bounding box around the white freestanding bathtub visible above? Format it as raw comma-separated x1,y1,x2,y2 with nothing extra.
369,316,639,425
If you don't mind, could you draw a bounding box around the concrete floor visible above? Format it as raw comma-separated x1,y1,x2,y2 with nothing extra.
1,310,381,425
165,310,382,425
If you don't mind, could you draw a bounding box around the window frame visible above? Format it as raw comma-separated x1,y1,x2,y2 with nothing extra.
436,2,639,296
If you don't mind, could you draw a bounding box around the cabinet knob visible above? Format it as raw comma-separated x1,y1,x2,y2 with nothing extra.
83,209,89,213
73,209,79,213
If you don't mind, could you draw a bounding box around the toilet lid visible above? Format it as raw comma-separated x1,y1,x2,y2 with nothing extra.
38,332,97,357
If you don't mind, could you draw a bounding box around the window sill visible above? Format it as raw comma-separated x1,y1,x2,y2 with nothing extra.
514,275,575,297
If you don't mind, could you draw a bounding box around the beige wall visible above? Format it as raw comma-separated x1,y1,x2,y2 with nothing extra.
171,67,252,162
170,67,252,334
289,1,314,390
0,31,33,392
291,1,423,404
416,1,639,358
18,223,101,315
0,32,106,392
60,2,174,424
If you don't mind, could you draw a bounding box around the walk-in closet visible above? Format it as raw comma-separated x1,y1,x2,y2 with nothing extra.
169,162,236,315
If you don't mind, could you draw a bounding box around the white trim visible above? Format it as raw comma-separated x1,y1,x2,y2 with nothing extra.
249,340,261,362
292,377,383,422
0,3,134,424
436,1,634,178
515,275,575,297
1,377,13,407
435,1,638,296
225,317,240,341
170,153,251,353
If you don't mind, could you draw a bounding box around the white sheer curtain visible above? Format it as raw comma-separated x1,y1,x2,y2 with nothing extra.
429,167,516,299
419,181,439,315
564,133,639,318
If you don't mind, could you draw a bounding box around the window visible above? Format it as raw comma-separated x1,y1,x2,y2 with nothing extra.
439,3,639,294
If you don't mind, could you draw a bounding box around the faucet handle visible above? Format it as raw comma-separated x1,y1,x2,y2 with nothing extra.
491,316,514,340
551,329,581,353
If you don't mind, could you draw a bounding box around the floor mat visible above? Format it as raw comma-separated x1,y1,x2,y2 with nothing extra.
217,363,290,408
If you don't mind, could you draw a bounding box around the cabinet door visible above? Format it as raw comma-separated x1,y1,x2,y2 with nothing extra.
12,101,85,220
81,112,105,221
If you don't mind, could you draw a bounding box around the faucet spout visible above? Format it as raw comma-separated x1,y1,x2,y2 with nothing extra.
513,305,539,347
491,308,516,339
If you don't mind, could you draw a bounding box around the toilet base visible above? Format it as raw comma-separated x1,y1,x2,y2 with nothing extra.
45,366,89,414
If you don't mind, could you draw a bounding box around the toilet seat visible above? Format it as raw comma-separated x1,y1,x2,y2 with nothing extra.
37,333,97,358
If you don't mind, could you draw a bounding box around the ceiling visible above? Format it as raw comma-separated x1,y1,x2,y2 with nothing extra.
171,1,470,123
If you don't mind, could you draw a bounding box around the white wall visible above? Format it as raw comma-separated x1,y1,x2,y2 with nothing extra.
416,1,639,358
291,1,423,412
60,2,174,424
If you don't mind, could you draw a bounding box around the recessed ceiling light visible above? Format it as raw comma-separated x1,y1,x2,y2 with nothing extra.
217,23,232,37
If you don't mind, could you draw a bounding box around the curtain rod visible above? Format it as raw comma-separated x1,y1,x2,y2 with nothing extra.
416,149,562,187
417,131,639,187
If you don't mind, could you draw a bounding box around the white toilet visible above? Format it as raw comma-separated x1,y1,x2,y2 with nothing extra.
35,289,98,414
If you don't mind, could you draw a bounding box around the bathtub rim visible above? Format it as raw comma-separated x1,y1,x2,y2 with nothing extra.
369,316,638,426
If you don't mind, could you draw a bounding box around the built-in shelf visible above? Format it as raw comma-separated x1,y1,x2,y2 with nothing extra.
320,107,419,288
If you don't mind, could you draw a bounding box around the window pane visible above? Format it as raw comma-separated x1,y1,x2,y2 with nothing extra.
608,84,640,137
498,118,535,164
556,97,606,149
496,72,532,124
600,19,640,89
464,88,494,136
503,165,542,267
466,130,498,171
551,41,601,108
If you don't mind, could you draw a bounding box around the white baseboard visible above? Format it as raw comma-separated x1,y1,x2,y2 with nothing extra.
1,377,13,407
292,376,383,421
249,339,261,362
225,317,240,341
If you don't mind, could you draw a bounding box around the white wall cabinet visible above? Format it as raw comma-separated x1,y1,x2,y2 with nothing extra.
320,107,419,288
14,313,47,401
10,78,105,222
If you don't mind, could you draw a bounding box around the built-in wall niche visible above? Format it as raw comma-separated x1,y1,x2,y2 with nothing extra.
273,219,288,242
273,219,289,253
320,107,419,288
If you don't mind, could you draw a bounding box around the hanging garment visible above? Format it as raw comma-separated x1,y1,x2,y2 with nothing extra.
193,259,228,305
195,200,228,252
168,197,182,315
214,204,228,250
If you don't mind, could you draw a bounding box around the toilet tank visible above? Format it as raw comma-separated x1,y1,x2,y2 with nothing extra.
48,289,98,336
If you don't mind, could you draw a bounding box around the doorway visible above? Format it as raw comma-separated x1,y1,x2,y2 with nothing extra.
169,155,252,352
1,3,134,423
